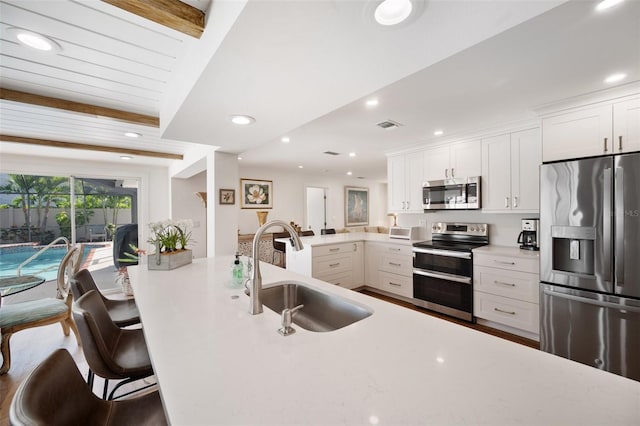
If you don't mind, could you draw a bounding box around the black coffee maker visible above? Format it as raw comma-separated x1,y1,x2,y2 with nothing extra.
517,218,539,251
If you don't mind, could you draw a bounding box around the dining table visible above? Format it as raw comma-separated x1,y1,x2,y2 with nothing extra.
0,275,46,306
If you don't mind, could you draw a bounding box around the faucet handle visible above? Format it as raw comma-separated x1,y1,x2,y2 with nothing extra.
278,304,304,336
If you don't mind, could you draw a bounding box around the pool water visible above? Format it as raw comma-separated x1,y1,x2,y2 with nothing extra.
0,245,97,282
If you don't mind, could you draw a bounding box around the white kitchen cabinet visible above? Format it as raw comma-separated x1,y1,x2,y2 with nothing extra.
387,152,424,213
365,242,413,299
423,139,481,181
542,97,640,162
481,128,541,212
311,242,364,289
473,247,540,339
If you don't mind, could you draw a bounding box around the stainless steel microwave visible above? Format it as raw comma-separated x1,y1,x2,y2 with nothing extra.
422,176,481,210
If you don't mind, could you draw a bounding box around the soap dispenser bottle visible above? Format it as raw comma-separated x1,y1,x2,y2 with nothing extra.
231,253,244,287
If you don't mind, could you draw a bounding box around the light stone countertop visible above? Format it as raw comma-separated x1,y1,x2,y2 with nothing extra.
128,256,639,425
473,245,541,259
278,231,420,247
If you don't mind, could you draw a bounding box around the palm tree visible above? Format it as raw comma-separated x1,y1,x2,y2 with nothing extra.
0,174,38,234
32,176,68,235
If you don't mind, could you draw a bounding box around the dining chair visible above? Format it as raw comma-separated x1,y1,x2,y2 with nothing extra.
71,269,140,327
73,289,154,400
10,348,167,426
0,246,82,375
272,231,290,267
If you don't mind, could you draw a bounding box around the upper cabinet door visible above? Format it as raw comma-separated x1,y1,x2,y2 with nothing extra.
423,145,450,181
481,134,511,210
511,128,541,212
613,98,640,154
450,139,481,178
542,105,613,162
405,153,424,212
387,154,407,212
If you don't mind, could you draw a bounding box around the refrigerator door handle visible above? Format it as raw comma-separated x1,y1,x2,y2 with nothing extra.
603,168,612,283
542,287,640,313
615,166,624,288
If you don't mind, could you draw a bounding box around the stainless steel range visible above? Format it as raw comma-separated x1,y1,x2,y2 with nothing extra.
412,222,488,322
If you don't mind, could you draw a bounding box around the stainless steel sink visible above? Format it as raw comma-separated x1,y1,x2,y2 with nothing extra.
260,281,373,332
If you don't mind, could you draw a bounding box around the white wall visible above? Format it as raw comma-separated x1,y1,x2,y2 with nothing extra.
171,171,207,258
398,211,537,247
0,153,171,253
237,165,387,235
213,152,239,256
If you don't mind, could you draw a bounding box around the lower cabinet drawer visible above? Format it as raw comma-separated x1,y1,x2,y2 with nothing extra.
379,254,412,276
474,291,539,334
316,271,353,289
313,254,352,276
474,266,539,303
379,271,413,298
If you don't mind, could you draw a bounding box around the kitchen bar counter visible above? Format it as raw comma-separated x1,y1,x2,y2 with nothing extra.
472,244,541,258
128,257,639,425
284,231,419,246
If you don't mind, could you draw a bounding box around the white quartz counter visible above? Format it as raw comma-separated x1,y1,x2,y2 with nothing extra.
128,257,640,425
279,231,419,247
473,245,541,259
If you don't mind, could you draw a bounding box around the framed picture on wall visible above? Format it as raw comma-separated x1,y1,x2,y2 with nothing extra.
240,178,273,209
219,189,235,205
345,186,369,226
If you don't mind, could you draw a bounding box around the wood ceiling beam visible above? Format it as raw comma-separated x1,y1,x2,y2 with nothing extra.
0,135,184,160
0,88,159,127
102,0,205,38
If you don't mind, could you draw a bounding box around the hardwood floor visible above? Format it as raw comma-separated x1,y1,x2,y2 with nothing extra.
359,289,539,349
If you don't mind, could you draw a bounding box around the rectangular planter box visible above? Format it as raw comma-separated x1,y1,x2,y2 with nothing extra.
148,249,193,271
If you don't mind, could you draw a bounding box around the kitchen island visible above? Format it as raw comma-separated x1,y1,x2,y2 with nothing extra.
128,256,640,425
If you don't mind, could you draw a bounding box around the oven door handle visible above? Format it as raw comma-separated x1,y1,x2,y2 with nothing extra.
412,269,472,285
412,247,471,259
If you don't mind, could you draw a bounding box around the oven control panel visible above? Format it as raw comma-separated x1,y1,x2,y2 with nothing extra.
431,222,488,237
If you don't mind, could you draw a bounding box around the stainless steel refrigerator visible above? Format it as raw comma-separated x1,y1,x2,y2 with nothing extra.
540,153,640,381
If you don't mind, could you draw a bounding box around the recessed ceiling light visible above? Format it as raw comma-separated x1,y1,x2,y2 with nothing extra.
298,165,304,169
120,155,133,160
604,72,627,84
349,152,356,157
375,0,413,26
237,156,243,160
596,0,624,11
347,171,353,176
230,115,255,125
7,28,61,53
124,132,141,138
281,137,290,143
366,99,379,107
434,130,444,136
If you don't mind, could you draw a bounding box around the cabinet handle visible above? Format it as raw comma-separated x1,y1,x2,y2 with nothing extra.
353,243,357,252
401,201,406,210
494,260,516,265
329,248,340,252
494,280,516,287
389,262,401,267
504,197,510,208
494,307,516,315
513,196,518,208
406,201,409,209
445,168,448,178
619,135,623,151
604,137,608,153
451,168,455,177
329,262,340,267
389,282,402,287
389,247,401,252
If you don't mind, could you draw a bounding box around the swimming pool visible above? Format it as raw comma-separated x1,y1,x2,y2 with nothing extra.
0,245,98,282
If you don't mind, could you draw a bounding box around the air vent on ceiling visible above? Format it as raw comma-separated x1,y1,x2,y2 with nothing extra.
323,151,340,156
376,120,403,130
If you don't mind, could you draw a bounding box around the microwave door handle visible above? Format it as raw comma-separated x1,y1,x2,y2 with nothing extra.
615,166,624,289
603,167,612,285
